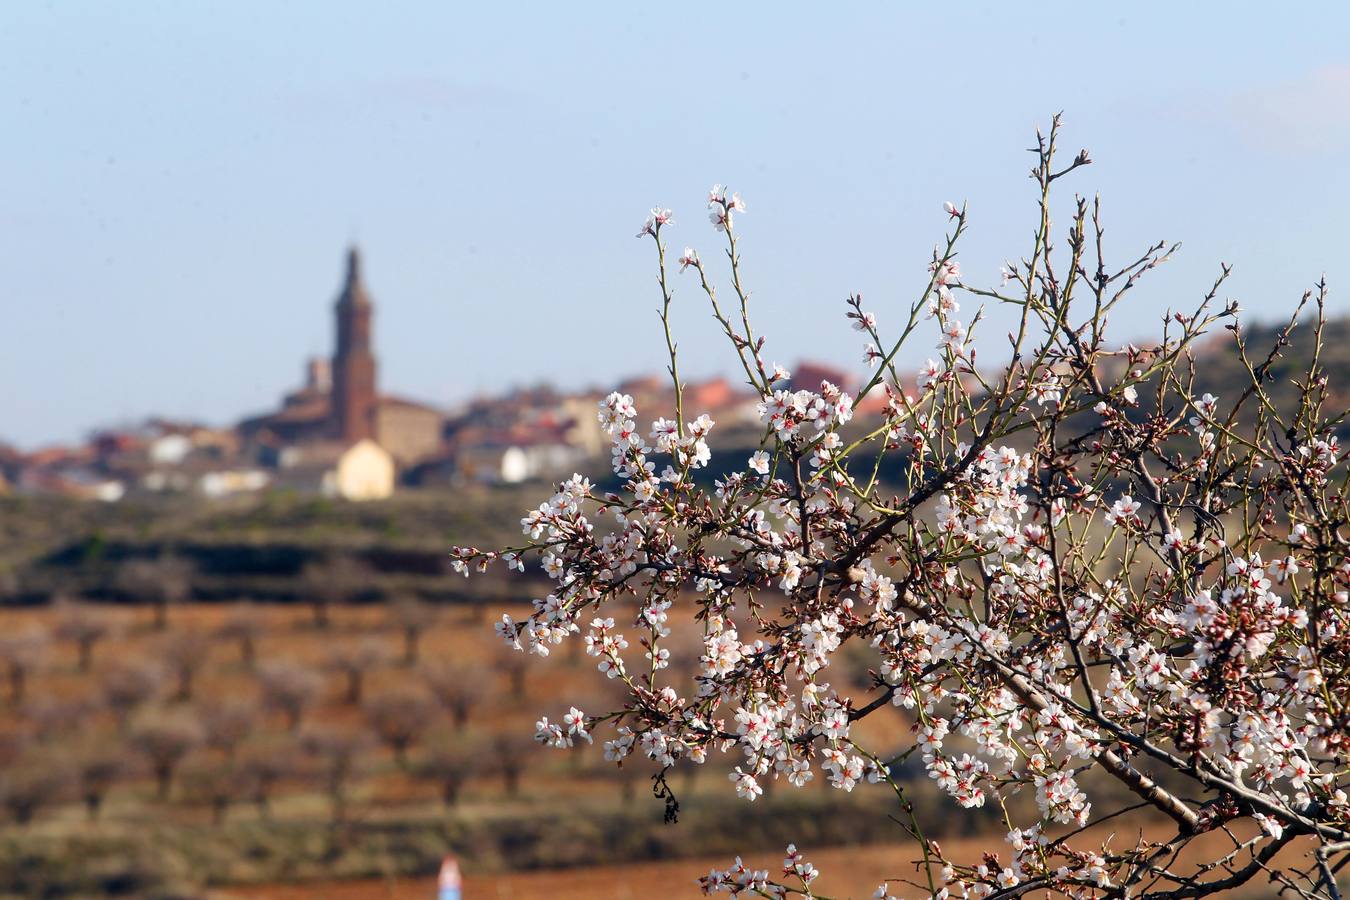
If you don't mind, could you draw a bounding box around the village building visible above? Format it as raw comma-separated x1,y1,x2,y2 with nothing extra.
271,438,396,501
238,248,445,497
450,433,589,485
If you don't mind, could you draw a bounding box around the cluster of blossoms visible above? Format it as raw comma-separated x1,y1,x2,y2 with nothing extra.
452,120,1350,898
535,706,591,748
757,380,854,442
708,184,746,231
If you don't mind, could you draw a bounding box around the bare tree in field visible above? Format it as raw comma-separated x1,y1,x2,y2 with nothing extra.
420,661,492,731
159,630,211,702
325,638,389,705
129,712,204,800
239,745,292,821
300,726,371,824
22,695,90,741
52,597,111,672
100,660,164,731
363,685,435,768
462,587,493,624
492,733,535,797
199,698,258,761
70,747,123,821
0,730,29,771
614,756,647,806
300,555,369,630
416,735,482,808
184,762,246,825
119,553,194,631
386,595,438,666
216,601,264,670
0,627,47,707
257,661,324,732
494,651,529,701
0,765,68,825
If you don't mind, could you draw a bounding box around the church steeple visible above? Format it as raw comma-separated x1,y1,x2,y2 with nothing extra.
338,246,372,309
331,245,378,442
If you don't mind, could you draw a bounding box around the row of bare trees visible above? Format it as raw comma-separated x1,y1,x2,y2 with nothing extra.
0,719,540,827
4,649,505,743
0,596,578,829
0,591,449,704
111,552,454,637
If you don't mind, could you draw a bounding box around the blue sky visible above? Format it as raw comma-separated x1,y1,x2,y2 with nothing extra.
4,2,1350,448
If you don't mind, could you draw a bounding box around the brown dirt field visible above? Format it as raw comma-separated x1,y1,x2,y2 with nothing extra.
212,827,1329,899
213,842,959,900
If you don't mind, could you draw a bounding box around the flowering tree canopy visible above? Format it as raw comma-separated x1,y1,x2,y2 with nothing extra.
452,117,1350,898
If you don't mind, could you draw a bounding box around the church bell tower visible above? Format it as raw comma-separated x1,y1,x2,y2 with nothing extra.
331,246,378,442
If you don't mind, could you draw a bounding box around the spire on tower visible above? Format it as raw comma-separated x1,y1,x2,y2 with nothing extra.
338,244,371,308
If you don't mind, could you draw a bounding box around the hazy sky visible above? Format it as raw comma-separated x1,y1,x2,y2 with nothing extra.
5,3,1350,448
